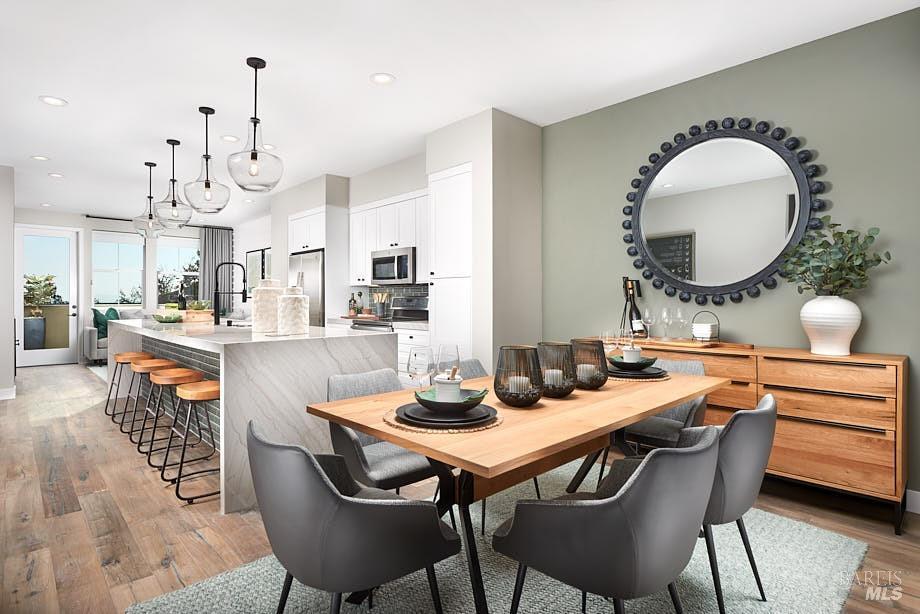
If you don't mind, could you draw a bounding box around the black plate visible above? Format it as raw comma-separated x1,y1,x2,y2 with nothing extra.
608,366,668,379
403,403,491,423
396,404,498,429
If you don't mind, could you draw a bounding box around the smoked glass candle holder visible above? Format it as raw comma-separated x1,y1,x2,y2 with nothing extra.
537,342,577,398
570,338,609,390
494,345,544,407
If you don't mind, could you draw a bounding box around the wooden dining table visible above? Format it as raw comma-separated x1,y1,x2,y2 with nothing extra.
308,372,729,613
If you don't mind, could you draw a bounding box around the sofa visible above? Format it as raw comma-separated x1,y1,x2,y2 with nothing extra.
83,307,149,363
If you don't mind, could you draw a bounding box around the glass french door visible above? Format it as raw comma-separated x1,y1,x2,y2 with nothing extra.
15,226,79,366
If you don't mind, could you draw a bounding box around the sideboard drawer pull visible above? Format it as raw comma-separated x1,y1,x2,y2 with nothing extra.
779,413,887,434
761,383,884,401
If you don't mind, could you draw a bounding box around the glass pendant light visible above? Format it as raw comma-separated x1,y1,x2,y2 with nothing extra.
133,161,165,239
227,57,283,192
154,139,193,229
185,106,230,213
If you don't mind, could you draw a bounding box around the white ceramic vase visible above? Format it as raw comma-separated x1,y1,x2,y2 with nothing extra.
251,279,284,333
277,287,310,336
799,295,862,356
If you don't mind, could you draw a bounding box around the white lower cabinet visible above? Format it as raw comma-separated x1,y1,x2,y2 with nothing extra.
428,277,472,361
394,328,431,373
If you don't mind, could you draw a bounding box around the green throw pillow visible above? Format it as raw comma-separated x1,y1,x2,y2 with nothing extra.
92,307,120,340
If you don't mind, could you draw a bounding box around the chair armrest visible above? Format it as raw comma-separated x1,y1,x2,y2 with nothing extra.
596,456,644,498
328,423,374,485
83,327,98,358
677,425,722,448
682,397,706,428
315,454,363,497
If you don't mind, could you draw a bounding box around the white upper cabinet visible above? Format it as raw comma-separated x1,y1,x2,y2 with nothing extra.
414,196,430,283
377,198,416,248
348,209,378,284
428,166,472,279
289,209,326,253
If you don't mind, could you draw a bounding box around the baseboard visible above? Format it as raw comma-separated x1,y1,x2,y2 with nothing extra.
907,489,920,514
0,385,16,401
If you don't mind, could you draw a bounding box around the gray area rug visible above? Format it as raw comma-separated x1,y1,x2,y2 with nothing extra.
128,461,866,613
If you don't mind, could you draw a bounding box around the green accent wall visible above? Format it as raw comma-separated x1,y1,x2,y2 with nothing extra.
542,10,920,487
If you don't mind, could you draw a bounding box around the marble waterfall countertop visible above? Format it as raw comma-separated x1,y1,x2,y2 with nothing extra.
107,318,398,513
109,318,393,353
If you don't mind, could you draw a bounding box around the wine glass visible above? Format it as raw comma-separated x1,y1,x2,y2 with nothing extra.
642,307,658,340
436,344,461,379
406,347,434,388
674,307,689,339
600,329,619,355
660,306,673,340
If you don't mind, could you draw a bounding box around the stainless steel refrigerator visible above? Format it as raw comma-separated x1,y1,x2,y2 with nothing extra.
288,249,325,327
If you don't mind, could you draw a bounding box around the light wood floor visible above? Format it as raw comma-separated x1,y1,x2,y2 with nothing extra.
1,364,917,612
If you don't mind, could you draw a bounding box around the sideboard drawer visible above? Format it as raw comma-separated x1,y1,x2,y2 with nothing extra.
768,416,895,496
642,349,756,382
702,406,735,426
759,384,896,431
709,381,758,410
758,356,897,397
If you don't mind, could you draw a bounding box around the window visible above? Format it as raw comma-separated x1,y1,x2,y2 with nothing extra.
92,231,144,305
245,247,271,296
157,236,200,305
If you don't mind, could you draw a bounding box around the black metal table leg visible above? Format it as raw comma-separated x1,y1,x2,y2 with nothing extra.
458,471,489,614
566,449,602,493
610,428,635,456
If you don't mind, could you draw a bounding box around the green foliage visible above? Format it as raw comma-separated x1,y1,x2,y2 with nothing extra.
780,216,892,297
23,274,57,317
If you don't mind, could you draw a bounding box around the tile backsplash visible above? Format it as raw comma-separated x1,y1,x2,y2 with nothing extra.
347,283,429,319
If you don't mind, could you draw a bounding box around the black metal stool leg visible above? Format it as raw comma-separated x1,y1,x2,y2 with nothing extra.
174,400,220,503
121,372,146,435
136,381,159,453
104,362,122,417
129,375,155,444
113,370,137,425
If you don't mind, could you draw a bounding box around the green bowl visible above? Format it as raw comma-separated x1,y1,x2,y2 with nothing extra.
414,387,488,414
608,355,657,371
153,313,183,324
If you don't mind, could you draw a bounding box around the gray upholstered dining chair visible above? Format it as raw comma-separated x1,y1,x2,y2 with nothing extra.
493,426,720,614
586,357,707,490
685,394,777,614
327,368,437,492
247,421,461,614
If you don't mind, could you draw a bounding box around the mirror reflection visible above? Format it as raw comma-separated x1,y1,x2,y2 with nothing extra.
640,138,798,287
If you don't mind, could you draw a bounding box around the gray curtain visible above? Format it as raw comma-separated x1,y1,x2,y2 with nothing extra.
199,227,234,307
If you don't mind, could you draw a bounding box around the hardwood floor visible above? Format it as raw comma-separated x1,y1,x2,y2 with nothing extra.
1,364,917,612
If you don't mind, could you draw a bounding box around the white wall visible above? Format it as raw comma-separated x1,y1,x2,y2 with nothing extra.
643,175,795,286
232,214,272,313
0,167,15,396
349,154,426,207
268,175,328,282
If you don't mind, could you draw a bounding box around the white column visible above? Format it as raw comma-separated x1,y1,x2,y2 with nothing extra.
0,167,15,398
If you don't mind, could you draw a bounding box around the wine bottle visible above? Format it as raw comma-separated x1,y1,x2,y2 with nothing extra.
626,279,647,338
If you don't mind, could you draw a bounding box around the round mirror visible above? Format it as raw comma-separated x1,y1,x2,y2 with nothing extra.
623,118,825,304
641,138,797,287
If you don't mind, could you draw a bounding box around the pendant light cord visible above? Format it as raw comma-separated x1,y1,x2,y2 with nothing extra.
204,113,210,181
170,143,177,205
252,66,259,153
147,165,154,215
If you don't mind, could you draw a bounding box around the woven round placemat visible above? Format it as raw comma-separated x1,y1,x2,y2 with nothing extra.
608,373,671,383
382,410,503,434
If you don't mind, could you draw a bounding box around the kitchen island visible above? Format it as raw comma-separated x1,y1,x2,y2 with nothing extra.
107,319,397,513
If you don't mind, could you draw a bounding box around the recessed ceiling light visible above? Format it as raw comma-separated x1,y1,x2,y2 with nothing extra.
48,172,64,179
662,183,674,188
262,143,276,151
243,198,255,204
31,155,50,161
221,134,239,143
369,72,396,85
40,203,51,208
39,95,68,107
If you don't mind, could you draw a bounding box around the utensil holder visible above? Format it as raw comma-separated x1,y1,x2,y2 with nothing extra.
494,345,543,407
537,342,577,398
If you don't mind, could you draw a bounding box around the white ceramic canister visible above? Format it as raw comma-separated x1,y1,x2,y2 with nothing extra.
251,279,285,333
433,374,463,402
277,287,310,336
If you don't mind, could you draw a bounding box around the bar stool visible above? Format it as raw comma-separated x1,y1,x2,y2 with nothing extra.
137,367,204,463
166,380,221,503
121,358,178,443
105,352,152,420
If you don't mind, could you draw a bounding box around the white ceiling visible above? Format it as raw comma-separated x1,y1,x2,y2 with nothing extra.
647,139,793,197
1,0,916,227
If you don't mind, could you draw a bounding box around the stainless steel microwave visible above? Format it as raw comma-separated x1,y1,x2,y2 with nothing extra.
371,247,415,285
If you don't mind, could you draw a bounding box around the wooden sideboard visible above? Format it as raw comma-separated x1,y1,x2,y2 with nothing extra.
639,342,909,534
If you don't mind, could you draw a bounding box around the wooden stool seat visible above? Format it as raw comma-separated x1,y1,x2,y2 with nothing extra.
114,351,153,364
150,368,204,386
131,358,178,373
176,381,220,402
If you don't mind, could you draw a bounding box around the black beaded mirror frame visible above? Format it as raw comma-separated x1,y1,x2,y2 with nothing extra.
622,117,827,306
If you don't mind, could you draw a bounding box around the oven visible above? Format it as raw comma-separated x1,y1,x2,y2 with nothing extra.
371,247,415,286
